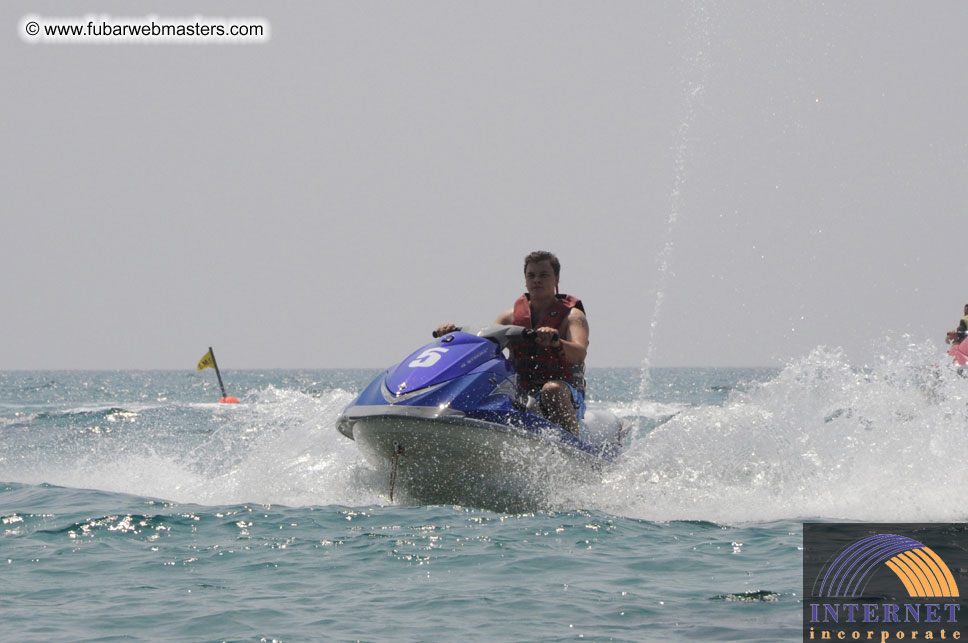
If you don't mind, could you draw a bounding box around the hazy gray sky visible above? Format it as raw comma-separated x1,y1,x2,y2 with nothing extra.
3,2,966,369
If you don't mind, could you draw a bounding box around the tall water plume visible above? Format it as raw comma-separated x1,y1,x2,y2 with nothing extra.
639,2,712,399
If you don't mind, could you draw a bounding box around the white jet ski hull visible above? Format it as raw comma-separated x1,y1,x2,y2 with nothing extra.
345,409,625,511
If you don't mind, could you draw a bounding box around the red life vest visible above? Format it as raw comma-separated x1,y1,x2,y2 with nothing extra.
510,293,586,393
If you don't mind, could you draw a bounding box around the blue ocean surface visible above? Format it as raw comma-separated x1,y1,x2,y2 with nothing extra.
2,344,964,641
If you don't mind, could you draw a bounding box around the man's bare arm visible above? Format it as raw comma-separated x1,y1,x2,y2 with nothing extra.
494,308,513,325
552,308,588,365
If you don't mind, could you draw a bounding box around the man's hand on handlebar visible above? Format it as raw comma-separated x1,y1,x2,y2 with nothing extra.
433,323,458,338
533,326,561,347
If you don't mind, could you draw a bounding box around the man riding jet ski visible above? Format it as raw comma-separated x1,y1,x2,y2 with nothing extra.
336,251,625,509
436,250,588,436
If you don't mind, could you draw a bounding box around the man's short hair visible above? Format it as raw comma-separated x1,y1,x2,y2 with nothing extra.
524,250,560,277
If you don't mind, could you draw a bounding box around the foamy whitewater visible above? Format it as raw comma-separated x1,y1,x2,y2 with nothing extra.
2,340,965,641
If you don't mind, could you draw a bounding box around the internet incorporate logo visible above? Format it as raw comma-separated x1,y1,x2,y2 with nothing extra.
803,524,966,643
815,533,960,599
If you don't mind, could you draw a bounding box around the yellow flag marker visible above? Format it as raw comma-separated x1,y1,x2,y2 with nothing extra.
196,346,239,404
197,349,216,371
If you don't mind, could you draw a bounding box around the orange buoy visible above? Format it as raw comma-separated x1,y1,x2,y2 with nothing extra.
219,396,240,404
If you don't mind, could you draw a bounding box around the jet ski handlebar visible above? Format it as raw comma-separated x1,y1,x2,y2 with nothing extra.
432,324,558,349
517,328,560,344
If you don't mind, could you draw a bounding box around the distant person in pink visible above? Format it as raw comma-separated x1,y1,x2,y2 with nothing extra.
945,304,968,345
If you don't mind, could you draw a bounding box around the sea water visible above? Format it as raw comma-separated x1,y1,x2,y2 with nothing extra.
2,339,966,641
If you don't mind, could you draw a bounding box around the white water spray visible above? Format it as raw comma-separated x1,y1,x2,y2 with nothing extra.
605,339,968,523
640,2,712,398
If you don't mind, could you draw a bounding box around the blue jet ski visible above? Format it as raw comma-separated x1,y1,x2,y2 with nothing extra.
336,325,628,511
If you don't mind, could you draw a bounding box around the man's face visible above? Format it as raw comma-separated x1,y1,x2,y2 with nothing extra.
525,260,558,297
